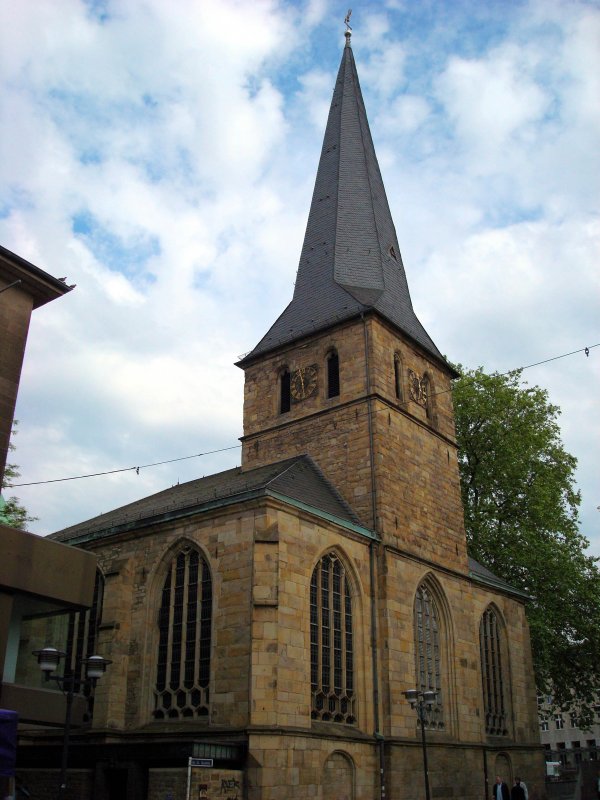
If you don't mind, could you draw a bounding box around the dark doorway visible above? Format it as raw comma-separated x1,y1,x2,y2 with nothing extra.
106,768,128,800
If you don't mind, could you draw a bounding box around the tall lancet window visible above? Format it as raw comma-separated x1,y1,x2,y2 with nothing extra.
280,368,291,413
414,582,445,729
480,607,508,736
327,350,340,398
154,546,212,719
310,552,355,724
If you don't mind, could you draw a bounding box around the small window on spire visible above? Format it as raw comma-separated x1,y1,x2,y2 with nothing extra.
327,350,340,399
389,245,397,261
280,369,291,414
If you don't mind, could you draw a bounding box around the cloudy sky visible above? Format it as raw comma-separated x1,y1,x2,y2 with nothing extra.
1,0,598,555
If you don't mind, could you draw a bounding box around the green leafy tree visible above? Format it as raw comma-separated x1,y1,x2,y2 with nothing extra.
452,366,600,727
1,422,37,531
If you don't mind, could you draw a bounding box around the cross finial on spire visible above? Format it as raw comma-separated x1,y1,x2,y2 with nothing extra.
344,9,352,45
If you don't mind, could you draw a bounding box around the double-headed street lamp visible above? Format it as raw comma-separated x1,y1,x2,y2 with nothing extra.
403,688,438,800
33,646,111,800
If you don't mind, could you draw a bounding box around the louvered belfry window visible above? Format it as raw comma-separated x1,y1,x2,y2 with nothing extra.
480,607,508,735
310,552,355,724
414,582,444,729
394,354,402,400
327,350,340,399
154,547,212,719
280,369,291,413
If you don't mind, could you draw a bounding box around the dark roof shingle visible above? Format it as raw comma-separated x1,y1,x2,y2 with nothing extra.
468,556,529,599
239,39,452,373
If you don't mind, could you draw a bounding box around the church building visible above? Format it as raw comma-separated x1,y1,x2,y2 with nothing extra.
17,31,543,800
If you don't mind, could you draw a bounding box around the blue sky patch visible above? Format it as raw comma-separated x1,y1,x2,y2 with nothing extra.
83,0,110,24
482,202,544,229
79,150,103,165
72,210,160,278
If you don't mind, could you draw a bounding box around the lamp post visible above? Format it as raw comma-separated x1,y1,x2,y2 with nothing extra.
403,688,438,800
33,646,111,800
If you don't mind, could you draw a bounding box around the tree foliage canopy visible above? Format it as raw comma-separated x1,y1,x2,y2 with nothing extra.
453,367,600,726
1,422,37,531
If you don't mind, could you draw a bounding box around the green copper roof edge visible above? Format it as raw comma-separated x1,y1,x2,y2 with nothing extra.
265,490,378,540
468,569,531,601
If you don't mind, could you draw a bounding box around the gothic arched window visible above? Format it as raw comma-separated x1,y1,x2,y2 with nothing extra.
414,581,444,729
310,552,355,724
480,607,508,736
154,546,212,720
280,368,291,413
327,350,340,399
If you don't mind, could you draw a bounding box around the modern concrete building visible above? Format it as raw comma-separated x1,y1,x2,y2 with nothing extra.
0,245,97,793
538,695,600,765
16,33,543,800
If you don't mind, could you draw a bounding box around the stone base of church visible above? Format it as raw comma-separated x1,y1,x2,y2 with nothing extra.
15,733,545,800
387,740,546,800
245,731,377,799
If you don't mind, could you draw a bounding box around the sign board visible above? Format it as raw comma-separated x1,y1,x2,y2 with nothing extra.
189,758,214,768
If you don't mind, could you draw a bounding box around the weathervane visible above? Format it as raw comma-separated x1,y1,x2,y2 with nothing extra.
344,9,352,31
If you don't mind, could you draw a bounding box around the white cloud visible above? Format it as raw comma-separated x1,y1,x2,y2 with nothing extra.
378,94,430,135
296,68,333,131
361,43,407,98
361,10,392,46
436,46,549,161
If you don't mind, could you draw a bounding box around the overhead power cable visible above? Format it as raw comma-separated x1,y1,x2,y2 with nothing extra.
7,342,598,489
9,445,241,487
401,342,600,407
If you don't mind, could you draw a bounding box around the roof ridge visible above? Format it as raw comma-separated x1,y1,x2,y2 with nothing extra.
294,454,363,526
262,454,308,489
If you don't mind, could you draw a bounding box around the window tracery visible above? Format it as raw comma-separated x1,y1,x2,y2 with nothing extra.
310,552,355,724
480,607,508,736
414,581,444,729
154,546,212,720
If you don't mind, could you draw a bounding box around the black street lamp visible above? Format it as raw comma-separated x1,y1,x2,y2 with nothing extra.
33,646,111,800
403,688,438,800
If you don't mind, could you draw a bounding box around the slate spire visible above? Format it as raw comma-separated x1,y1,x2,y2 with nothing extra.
241,32,445,366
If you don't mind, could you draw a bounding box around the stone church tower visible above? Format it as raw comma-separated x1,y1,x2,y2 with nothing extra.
239,31,467,573
17,32,543,800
